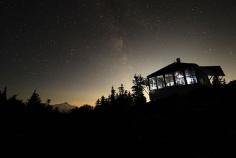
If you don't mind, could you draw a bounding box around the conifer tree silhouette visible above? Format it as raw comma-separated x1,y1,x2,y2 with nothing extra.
132,74,146,106
96,99,101,107
0,87,8,111
110,86,116,105
26,90,43,112
0,87,7,103
100,96,106,107
118,84,125,96
7,94,25,113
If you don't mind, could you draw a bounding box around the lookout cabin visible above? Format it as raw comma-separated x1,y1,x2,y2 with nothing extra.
147,58,225,101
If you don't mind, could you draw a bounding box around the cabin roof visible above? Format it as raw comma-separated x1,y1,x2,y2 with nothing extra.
200,66,225,76
147,62,199,78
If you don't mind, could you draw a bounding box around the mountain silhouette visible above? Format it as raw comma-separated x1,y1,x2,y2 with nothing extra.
52,102,76,112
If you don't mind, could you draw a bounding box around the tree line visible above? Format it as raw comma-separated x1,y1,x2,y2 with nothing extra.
0,76,236,157
0,74,147,114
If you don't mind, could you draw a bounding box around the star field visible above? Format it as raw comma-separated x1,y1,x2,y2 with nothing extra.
1,0,236,106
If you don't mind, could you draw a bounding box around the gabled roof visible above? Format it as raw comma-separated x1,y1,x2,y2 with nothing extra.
200,66,225,76
147,62,199,78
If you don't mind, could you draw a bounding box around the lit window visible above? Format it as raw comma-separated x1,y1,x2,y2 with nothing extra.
157,76,165,89
149,77,157,90
175,71,185,85
185,69,197,84
165,74,174,87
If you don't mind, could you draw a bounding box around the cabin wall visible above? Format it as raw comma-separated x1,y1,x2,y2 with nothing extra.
195,69,211,85
149,85,202,101
148,66,211,101
148,66,200,90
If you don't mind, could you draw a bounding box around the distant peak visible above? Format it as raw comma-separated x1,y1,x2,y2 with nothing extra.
53,102,76,113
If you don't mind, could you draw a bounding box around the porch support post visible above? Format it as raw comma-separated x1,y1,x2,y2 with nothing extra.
155,76,158,90
163,74,167,87
182,69,187,85
147,78,151,91
172,72,176,86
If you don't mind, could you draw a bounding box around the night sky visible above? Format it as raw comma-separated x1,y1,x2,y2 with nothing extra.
1,0,236,106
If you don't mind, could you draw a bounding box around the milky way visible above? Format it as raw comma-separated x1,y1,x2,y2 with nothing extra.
1,0,236,106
